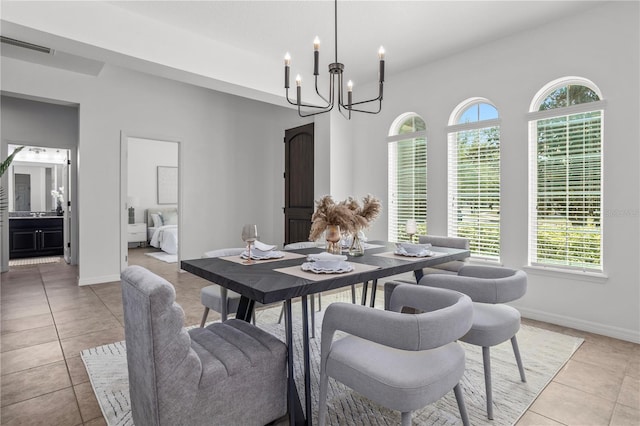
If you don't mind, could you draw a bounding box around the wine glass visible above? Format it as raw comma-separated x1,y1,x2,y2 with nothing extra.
241,224,258,264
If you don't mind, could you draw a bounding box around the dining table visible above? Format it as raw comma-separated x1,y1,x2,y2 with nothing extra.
181,241,470,426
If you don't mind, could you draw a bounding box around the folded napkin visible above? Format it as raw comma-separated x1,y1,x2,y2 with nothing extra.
307,252,348,262
396,242,432,254
253,240,277,252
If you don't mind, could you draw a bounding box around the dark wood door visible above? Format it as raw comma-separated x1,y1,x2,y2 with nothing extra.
284,123,314,245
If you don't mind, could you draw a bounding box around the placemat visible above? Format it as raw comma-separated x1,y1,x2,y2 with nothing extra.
221,251,306,265
274,262,381,281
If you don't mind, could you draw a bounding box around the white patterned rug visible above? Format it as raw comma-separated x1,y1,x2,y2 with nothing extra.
144,251,177,263
82,304,583,426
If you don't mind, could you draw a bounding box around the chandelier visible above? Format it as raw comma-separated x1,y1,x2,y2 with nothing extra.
283,0,385,119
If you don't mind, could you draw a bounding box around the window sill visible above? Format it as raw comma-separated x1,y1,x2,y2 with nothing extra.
523,265,608,284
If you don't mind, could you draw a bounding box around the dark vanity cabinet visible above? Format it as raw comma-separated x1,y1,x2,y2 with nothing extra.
9,217,64,259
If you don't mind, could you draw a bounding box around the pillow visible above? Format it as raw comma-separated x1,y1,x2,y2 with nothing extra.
151,213,163,228
163,209,178,226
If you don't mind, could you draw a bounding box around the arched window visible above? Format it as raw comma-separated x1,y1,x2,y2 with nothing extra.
528,77,604,271
447,98,501,259
387,113,427,242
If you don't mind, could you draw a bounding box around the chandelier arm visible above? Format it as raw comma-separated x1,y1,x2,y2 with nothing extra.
286,88,331,109
345,100,383,114
297,103,335,117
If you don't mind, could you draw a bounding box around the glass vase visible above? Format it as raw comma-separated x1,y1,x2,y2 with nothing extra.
325,225,342,254
348,232,364,256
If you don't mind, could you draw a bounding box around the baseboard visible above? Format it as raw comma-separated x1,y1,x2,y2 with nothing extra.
79,274,121,286
518,306,640,344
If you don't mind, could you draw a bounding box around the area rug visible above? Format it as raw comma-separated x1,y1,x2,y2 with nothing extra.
82,304,583,426
144,251,177,263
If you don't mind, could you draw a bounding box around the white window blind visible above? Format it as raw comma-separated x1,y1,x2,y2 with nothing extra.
448,126,500,259
529,110,602,270
388,136,426,242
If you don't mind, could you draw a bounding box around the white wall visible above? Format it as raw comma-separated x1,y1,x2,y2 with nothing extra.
1,60,306,284
348,1,639,342
127,137,178,224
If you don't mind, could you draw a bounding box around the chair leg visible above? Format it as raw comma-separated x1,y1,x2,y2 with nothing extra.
482,346,494,420
453,383,470,426
400,411,412,426
511,335,527,382
252,310,256,325
310,295,316,339
317,293,322,311
220,286,228,322
318,371,329,426
351,284,356,304
278,302,285,324
200,307,209,328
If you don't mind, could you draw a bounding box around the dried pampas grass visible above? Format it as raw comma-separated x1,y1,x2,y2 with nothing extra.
308,194,382,241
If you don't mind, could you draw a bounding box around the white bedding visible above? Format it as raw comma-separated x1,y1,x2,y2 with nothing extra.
149,225,178,255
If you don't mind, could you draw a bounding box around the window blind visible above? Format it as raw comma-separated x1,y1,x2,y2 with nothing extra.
530,111,602,270
388,137,427,242
448,126,500,259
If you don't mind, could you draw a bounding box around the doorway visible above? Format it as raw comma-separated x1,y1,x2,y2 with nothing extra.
6,144,71,264
284,123,314,245
120,134,180,273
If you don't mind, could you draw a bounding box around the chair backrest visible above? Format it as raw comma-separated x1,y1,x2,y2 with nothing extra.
202,247,245,258
418,235,470,274
419,234,469,250
284,241,316,249
388,285,473,350
121,265,202,425
458,265,527,303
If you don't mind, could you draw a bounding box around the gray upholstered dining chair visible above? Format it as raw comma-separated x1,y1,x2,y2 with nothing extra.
384,235,470,309
199,247,250,326
419,265,528,419
121,265,288,426
318,284,473,426
417,234,470,275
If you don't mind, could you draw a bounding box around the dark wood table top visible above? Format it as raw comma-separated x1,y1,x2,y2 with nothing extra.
181,241,470,305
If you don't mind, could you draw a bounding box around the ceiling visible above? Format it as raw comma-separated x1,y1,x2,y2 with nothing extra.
1,1,604,108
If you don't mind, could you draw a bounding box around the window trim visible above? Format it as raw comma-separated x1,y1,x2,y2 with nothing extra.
527,100,607,121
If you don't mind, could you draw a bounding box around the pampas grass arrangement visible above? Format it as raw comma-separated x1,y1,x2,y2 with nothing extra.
309,194,382,241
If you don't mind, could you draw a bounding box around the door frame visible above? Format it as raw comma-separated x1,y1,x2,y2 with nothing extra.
119,132,182,271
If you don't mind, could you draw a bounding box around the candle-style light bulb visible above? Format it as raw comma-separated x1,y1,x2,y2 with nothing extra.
378,46,385,83
284,52,291,89
296,75,302,107
313,36,320,76
347,80,353,110
347,80,353,92
296,75,302,87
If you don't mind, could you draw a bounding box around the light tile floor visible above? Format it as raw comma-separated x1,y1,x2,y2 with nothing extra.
0,247,638,425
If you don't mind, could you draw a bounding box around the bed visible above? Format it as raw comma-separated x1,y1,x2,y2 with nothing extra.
146,208,178,255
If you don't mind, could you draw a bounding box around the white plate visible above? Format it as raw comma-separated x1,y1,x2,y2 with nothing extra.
241,250,285,260
301,261,354,274
394,249,435,258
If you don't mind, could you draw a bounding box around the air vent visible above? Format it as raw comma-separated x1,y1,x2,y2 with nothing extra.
1,36,52,54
